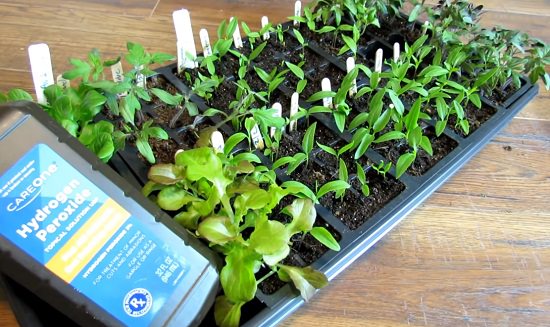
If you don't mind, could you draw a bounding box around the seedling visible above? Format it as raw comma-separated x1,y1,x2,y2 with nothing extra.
371,160,392,179
150,88,199,128
355,163,370,197
285,60,308,94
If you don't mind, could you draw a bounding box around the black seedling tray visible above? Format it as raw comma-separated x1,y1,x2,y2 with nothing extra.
1,17,539,327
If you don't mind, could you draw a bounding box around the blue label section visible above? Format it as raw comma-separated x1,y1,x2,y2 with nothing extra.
0,144,189,326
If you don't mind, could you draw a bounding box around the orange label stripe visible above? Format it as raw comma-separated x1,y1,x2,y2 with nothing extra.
45,198,130,283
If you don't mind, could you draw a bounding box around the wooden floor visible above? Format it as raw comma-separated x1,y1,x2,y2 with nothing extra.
0,0,549,326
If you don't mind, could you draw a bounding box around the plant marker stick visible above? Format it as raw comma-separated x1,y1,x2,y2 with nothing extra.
321,78,333,109
271,102,283,137
346,57,357,96
210,131,224,153
289,92,299,132
136,65,146,89
173,9,197,71
28,43,54,104
199,29,213,57
393,42,400,62
110,61,124,83
422,21,430,34
251,123,264,150
261,16,270,41
294,1,302,26
230,17,243,49
56,75,70,90
110,61,128,96
375,48,383,73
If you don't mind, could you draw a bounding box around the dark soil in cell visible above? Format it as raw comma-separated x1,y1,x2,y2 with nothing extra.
289,161,336,190
208,80,238,114
151,137,180,164
276,135,302,158
152,104,195,129
448,103,497,137
372,125,458,176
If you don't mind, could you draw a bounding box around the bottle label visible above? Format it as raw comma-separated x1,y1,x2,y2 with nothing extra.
0,144,189,326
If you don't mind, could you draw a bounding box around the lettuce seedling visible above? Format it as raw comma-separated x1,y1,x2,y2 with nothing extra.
144,147,337,327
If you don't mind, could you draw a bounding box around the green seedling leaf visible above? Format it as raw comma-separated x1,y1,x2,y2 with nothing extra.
354,133,374,159
150,88,183,106
278,265,328,301
224,133,247,155
419,65,448,78
306,91,336,103
220,247,259,303
7,89,33,102
302,122,317,154
317,143,337,156
214,296,244,327
157,186,195,211
250,219,288,255
316,180,350,199
285,198,316,235
285,61,305,80
375,131,405,143
435,120,447,137
249,41,267,61
349,112,369,130
310,227,340,251
281,181,317,202
136,135,155,164
408,4,422,22
387,89,404,116
420,136,433,156
396,152,415,178
198,215,238,245
147,164,183,184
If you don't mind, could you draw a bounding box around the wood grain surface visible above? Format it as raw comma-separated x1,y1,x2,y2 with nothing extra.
0,1,549,326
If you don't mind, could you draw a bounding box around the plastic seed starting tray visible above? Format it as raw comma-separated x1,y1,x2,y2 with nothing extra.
1,18,539,327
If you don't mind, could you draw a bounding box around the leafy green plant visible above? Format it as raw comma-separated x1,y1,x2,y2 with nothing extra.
0,88,33,103
62,48,120,83
371,160,392,178
253,66,288,101
40,84,123,162
143,146,338,327
355,162,370,197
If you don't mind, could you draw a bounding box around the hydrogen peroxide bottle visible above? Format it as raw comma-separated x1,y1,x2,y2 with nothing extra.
0,101,219,326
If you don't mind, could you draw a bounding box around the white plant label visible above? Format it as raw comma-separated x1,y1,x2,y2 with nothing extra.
294,1,302,26
271,102,283,137
230,17,243,49
110,61,124,83
289,92,299,132
393,42,400,62
375,48,383,73
28,43,54,104
210,131,225,152
173,9,197,71
135,65,146,88
346,57,357,96
251,123,264,150
199,29,213,57
321,78,333,109
261,16,270,41
56,74,70,89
